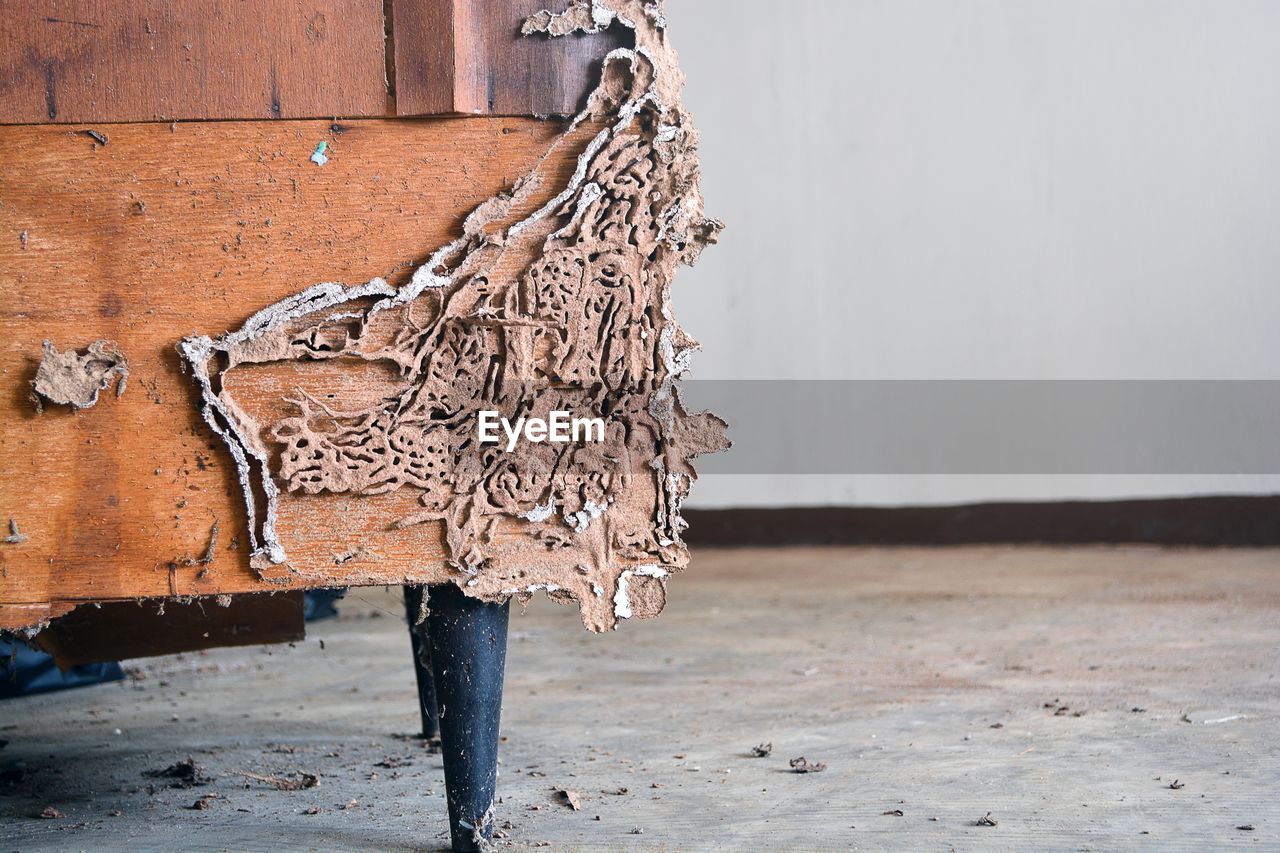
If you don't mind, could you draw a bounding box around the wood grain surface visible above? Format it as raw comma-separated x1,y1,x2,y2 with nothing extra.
392,0,629,117
0,0,389,123
0,116,573,630
0,1,624,123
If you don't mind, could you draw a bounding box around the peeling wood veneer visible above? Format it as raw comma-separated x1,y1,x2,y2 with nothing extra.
179,0,726,632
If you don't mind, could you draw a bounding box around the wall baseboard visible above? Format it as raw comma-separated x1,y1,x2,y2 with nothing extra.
683,496,1280,548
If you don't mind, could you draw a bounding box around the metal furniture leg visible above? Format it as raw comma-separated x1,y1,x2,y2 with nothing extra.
425,582,510,851
402,584,440,741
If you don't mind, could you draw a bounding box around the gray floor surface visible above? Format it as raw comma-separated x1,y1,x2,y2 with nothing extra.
1,545,1277,850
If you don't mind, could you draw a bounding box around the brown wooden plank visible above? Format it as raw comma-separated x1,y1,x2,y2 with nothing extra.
389,0,457,115
0,115,575,630
393,0,629,117
31,591,305,667
0,1,389,123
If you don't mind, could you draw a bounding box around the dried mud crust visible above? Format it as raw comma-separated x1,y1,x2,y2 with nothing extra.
31,339,128,411
179,1,727,632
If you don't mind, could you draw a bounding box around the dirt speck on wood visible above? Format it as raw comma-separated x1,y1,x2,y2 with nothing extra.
31,339,128,411
3,518,28,544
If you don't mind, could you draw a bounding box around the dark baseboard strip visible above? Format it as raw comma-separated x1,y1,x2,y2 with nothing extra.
683,496,1280,548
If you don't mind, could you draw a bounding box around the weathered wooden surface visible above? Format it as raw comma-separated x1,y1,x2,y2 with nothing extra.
0,0,389,123
0,116,572,630
388,0,456,116
32,591,304,667
393,0,629,116
0,0,626,124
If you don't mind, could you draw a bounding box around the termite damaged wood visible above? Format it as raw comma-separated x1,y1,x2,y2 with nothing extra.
0,116,567,631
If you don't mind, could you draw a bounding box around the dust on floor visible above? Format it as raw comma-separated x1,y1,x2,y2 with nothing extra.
1,546,1277,850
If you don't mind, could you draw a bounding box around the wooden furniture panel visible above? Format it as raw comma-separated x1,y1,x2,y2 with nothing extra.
0,1,628,123
32,590,305,667
0,115,573,630
0,0,389,123
393,0,629,116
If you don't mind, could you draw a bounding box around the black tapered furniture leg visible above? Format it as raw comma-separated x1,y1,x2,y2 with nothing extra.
426,582,510,851
402,584,441,741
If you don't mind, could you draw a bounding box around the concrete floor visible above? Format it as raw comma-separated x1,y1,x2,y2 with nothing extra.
1,546,1277,851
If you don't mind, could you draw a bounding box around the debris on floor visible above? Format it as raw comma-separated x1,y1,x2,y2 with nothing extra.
143,757,208,789
188,793,220,810
373,755,413,769
1,549,1277,848
235,770,319,790
554,788,582,811
789,757,826,773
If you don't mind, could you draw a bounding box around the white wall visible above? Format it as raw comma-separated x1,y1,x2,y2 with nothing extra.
667,0,1280,507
